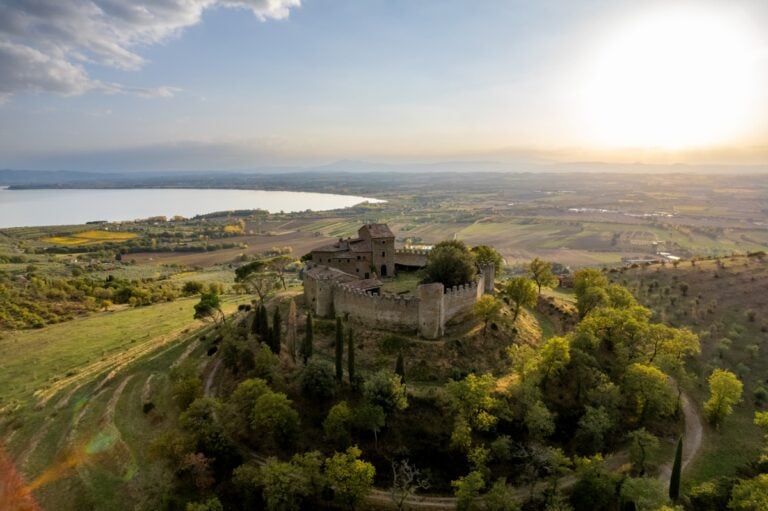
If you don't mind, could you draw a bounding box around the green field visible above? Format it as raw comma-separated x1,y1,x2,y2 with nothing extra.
0,295,250,510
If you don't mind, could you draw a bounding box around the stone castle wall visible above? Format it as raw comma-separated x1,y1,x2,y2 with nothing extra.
394,249,429,268
304,262,494,339
333,285,419,331
443,277,484,319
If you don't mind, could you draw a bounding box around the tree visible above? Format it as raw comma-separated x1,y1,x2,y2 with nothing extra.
259,457,311,511
301,360,337,400
623,363,676,422
540,335,571,379
471,245,504,272
620,477,666,511
352,402,386,446
235,260,280,305
445,373,498,432
364,370,408,412
729,474,768,510
193,292,224,324
483,478,521,511
251,304,262,336
324,446,376,510
503,277,537,322
171,362,203,410
258,304,270,342
704,369,743,427
525,399,555,440
267,255,296,290
347,328,356,382
669,436,683,502
186,497,223,511
286,299,298,362
251,391,300,449
227,378,270,436
270,307,282,354
754,411,768,462
573,268,609,298
301,312,314,364
526,257,558,295
390,459,430,511
576,286,609,319
451,470,485,511
473,295,502,336
576,406,613,454
627,429,659,476
335,317,344,381
182,280,205,296
395,352,405,384
324,401,353,449
421,240,477,289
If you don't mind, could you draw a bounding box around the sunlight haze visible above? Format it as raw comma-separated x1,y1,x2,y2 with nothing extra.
0,0,767,170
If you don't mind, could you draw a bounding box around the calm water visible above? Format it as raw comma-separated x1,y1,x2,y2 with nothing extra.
0,188,383,228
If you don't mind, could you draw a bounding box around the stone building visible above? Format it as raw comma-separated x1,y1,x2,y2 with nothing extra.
303,223,494,339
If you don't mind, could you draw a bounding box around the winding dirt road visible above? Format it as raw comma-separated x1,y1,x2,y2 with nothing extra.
658,391,704,488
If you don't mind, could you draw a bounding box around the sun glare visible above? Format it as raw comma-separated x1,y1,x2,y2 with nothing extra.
581,6,762,149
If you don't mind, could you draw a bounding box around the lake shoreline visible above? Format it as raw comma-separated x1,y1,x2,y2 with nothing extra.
0,188,384,229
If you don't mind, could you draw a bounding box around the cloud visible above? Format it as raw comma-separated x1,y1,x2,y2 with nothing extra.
0,0,300,102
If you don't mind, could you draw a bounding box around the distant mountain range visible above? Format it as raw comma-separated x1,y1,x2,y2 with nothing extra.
2,160,767,188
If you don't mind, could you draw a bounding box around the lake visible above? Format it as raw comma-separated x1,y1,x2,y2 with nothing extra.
0,188,383,229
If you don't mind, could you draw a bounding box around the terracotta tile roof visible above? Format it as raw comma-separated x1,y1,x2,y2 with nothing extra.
360,223,394,238
341,278,382,291
305,265,358,282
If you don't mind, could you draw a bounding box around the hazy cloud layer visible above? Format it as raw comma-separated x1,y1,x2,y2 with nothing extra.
0,0,300,102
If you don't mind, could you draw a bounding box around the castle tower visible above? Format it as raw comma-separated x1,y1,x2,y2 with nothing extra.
480,262,495,295
418,282,444,339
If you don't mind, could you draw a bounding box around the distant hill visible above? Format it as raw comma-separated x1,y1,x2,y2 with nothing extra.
0,169,113,186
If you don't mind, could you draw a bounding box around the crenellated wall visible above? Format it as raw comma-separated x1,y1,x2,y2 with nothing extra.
443,277,484,319
394,249,429,268
303,261,494,339
333,284,419,331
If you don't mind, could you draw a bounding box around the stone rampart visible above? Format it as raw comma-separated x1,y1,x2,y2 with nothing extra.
303,263,492,339
443,276,484,319
333,284,419,331
394,249,429,268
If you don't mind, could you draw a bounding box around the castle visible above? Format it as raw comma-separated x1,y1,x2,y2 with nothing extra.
303,223,494,339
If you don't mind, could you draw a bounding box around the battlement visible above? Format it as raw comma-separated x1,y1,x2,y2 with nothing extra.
304,259,494,339
395,248,431,256
444,279,480,297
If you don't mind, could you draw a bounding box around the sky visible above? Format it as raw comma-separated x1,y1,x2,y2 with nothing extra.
1,0,767,171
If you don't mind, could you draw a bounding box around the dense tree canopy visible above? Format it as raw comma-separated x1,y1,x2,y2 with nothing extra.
421,240,477,289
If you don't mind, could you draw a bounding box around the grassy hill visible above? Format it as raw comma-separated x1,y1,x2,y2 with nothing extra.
610,253,768,482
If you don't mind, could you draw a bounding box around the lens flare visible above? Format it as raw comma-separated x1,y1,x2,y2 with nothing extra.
0,444,42,511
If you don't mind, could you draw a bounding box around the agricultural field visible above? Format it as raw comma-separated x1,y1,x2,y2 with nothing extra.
2,172,768,509
42,230,139,246
0,295,249,511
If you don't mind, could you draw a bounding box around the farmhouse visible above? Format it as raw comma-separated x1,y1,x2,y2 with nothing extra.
303,223,494,339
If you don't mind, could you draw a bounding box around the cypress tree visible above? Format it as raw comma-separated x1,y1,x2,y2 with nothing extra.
335,317,343,381
301,312,314,364
271,307,282,354
347,328,355,382
258,304,269,342
669,436,683,502
251,305,261,336
395,352,405,384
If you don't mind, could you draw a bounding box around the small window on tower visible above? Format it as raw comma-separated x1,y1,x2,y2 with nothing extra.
382,251,385,257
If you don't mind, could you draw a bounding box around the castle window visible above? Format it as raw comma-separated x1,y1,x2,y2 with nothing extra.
357,256,360,260
382,251,386,257
356,268,359,273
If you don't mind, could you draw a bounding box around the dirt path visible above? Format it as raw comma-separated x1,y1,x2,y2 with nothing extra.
658,391,704,487
204,359,222,398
